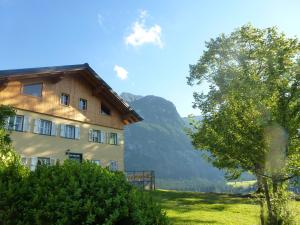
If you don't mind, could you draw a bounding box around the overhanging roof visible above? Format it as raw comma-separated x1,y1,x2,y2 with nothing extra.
0,63,143,123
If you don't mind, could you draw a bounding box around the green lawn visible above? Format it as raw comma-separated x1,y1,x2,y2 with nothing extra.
151,189,300,225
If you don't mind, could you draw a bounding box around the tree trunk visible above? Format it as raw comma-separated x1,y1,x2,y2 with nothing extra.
256,174,265,225
262,178,274,224
259,197,265,225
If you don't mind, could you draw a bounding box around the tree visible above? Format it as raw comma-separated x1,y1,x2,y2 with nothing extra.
0,105,17,167
187,24,300,224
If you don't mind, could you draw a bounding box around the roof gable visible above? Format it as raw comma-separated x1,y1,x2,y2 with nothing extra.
0,63,142,123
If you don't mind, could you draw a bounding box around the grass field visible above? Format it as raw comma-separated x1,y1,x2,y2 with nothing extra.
151,190,300,225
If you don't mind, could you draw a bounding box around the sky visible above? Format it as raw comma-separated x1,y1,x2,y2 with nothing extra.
1,0,300,117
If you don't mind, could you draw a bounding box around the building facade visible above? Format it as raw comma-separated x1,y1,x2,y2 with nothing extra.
0,64,142,171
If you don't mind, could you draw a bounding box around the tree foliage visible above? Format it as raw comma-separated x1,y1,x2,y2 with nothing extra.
0,161,170,225
187,24,300,224
0,105,17,167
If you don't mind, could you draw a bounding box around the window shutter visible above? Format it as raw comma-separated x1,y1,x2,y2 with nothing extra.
75,126,80,140
30,157,38,171
117,133,122,145
21,156,28,166
51,122,57,136
4,117,10,129
33,119,40,133
13,116,17,129
60,124,66,137
23,116,30,132
88,129,93,142
101,131,106,144
107,132,111,144
50,158,56,166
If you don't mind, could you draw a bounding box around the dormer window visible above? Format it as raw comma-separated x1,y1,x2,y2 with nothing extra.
79,98,87,110
101,104,111,116
22,83,42,97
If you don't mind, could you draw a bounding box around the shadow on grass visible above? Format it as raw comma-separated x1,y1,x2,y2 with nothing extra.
150,189,257,217
152,189,255,204
169,218,218,224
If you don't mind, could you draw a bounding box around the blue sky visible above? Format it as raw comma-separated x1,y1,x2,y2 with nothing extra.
1,0,300,116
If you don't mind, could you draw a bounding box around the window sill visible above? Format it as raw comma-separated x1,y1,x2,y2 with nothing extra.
37,133,52,137
21,94,43,99
60,103,70,107
7,129,24,132
61,136,77,140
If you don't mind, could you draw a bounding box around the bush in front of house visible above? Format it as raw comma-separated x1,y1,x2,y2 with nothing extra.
0,160,170,225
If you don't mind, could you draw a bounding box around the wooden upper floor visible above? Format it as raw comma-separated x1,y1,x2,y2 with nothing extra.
0,64,142,130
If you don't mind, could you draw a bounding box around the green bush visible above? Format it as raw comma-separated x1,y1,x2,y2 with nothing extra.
0,161,170,225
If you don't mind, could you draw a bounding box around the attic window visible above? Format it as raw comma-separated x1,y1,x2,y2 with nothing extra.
79,98,87,110
60,93,70,106
101,104,111,116
22,83,42,97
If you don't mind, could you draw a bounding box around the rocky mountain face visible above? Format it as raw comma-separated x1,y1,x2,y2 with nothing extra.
121,93,223,180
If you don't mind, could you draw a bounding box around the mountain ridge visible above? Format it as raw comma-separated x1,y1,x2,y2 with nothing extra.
121,92,223,181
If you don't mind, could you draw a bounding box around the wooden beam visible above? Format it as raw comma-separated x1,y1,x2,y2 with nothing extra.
92,85,105,96
48,73,65,83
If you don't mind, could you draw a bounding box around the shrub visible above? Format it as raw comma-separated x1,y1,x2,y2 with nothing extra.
0,161,170,225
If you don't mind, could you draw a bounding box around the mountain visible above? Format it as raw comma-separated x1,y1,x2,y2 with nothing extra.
121,93,223,181
120,92,143,103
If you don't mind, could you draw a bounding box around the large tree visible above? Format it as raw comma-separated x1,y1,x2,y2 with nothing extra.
187,25,300,224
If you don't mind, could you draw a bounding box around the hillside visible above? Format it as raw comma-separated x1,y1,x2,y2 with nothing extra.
122,93,223,182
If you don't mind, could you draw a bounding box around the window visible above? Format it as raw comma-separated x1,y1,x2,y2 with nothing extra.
92,130,101,143
91,160,101,166
101,104,111,116
109,133,118,145
79,98,87,110
34,119,56,136
39,119,52,135
60,124,80,139
60,93,70,106
7,115,24,131
89,129,106,143
65,125,75,139
21,157,29,166
22,83,42,97
109,160,118,171
37,157,50,166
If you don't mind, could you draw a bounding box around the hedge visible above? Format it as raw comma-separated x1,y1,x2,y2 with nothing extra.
0,161,170,225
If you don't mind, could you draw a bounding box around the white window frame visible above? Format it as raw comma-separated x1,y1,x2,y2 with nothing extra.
60,93,70,106
22,83,42,97
39,119,52,136
79,98,87,110
7,115,25,132
37,157,51,166
91,160,101,166
109,160,118,171
60,124,80,140
109,132,118,145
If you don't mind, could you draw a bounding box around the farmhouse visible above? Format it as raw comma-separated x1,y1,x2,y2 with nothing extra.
0,63,142,171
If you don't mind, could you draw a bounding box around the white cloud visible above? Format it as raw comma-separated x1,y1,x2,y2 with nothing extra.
125,10,163,48
114,65,128,80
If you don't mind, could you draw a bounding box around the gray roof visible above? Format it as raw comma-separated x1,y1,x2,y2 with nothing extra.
0,64,88,77
0,63,142,122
